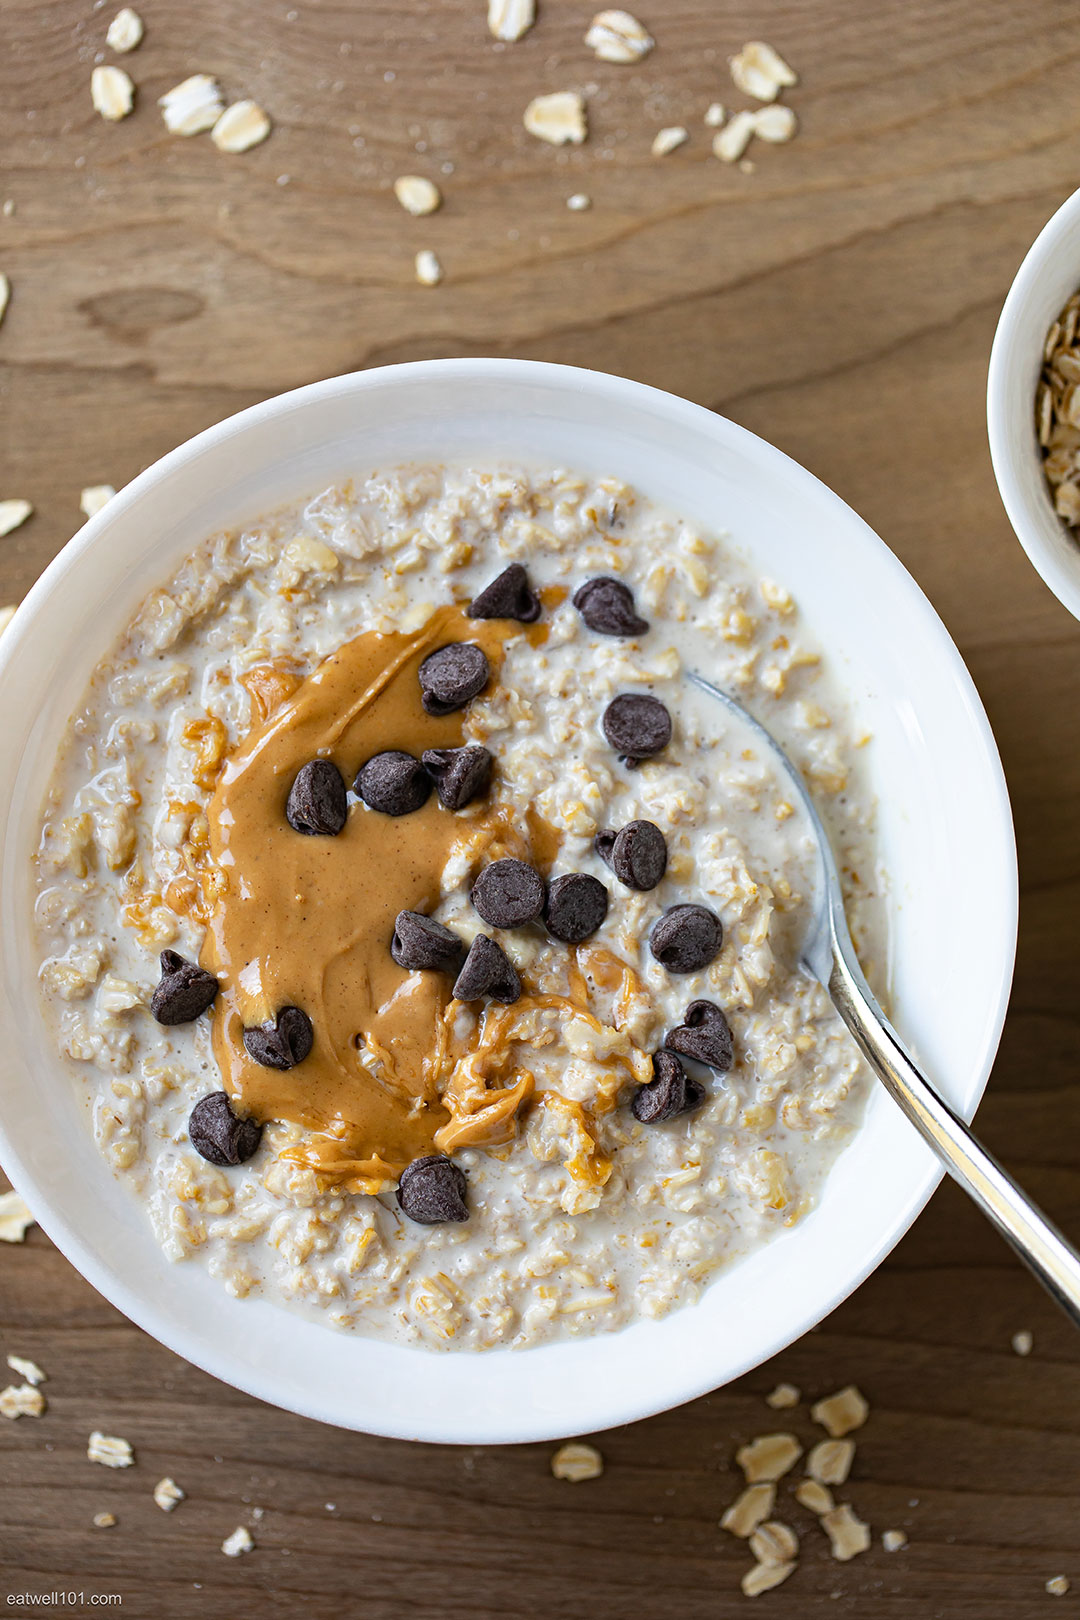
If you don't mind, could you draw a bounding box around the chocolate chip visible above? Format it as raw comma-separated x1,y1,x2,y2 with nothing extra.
188,1091,263,1167
545,872,608,943
471,858,546,928
468,563,541,623
596,819,667,891
631,1050,706,1124
397,1155,469,1224
286,759,347,836
354,750,431,816
573,576,649,637
418,642,490,716
601,694,672,763
453,934,521,1004
150,950,219,1025
649,904,723,974
391,910,465,973
243,1006,314,1070
421,745,493,811
665,999,734,1072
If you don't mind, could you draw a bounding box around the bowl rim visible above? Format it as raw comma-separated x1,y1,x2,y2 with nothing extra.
0,358,1018,1441
987,182,1080,621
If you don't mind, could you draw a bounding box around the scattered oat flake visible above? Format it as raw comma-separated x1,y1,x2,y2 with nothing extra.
765,1382,800,1409
93,1512,117,1529
712,109,756,164
1012,1330,1034,1357
651,126,687,157
6,1355,45,1386
822,1503,871,1562
524,91,587,146
394,175,442,216
704,102,725,127
0,1384,46,1419
0,272,9,326
807,1438,855,1486
2,200,14,217
729,40,797,102
753,104,797,143
812,1385,868,1438
585,10,653,63
749,1520,799,1566
0,606,15,639
795,1478,834,1515
88,1431,134,1468
721,1482,775,1537
0,1191,34,1240
742,1561,795,1597
91,65,134,121
567,192,591,210
551,1441,603,1481
212,101,272,153
0,500,32,537
106,7,143,51
414,249,443,287
736,1433,802,1484
488,0,535,41
80,485,116,519
154,1477,185,1512
1046,1576,1071,1596
159,75,224,136
882,1529,908,1552
222,1526,254,1557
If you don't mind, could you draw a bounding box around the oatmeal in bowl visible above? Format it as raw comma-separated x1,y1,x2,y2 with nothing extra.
34,464,883,1349
0,362,1015,1437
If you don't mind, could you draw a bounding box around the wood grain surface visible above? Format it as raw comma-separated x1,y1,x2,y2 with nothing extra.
2,1,1080,1614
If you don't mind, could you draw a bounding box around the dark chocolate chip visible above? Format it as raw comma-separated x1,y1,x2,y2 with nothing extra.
545,872,609,943
452,934,521,1004
421,745,493,811
649,904,723,974
150,950,219,1026
664,999,734,1072
631,1050,706,1124
594,828,617,867
418,642,490,716
188,1091,263,1167
596,819,667,891
390,910,465,973
573,576,649,637
601,693,672,763
286,758,348,836
397,1155,469,1224
471,858,546,928
243,1006,314,1070
354,750,431,816
468,563,541,623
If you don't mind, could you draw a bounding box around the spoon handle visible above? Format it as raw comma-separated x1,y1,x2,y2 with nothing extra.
826,929,1080,1330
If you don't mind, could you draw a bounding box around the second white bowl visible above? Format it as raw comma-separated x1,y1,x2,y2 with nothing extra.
989,183,1080,621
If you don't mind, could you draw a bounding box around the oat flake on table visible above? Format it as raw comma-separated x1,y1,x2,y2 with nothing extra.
523,91,587,145
106,7,143,51
584,10,654,63
91,65,134,122
488,0,535,41
159,75,224,136
0,499,32,537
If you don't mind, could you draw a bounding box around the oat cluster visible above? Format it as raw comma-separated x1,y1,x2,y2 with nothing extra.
722,1383,874,1596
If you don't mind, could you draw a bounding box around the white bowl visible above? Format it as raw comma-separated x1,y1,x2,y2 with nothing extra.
988,184,1080,620
0,360,1016,1443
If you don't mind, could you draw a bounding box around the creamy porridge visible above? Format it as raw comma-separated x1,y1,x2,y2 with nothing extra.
33,463,885,1350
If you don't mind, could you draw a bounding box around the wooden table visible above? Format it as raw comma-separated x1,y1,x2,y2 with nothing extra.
2,2,1079,1614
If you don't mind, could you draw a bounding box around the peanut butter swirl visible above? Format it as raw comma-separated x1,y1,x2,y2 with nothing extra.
199,604,545,1189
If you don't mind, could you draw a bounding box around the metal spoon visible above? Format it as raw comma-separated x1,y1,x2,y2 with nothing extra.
690,671,1080,1328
